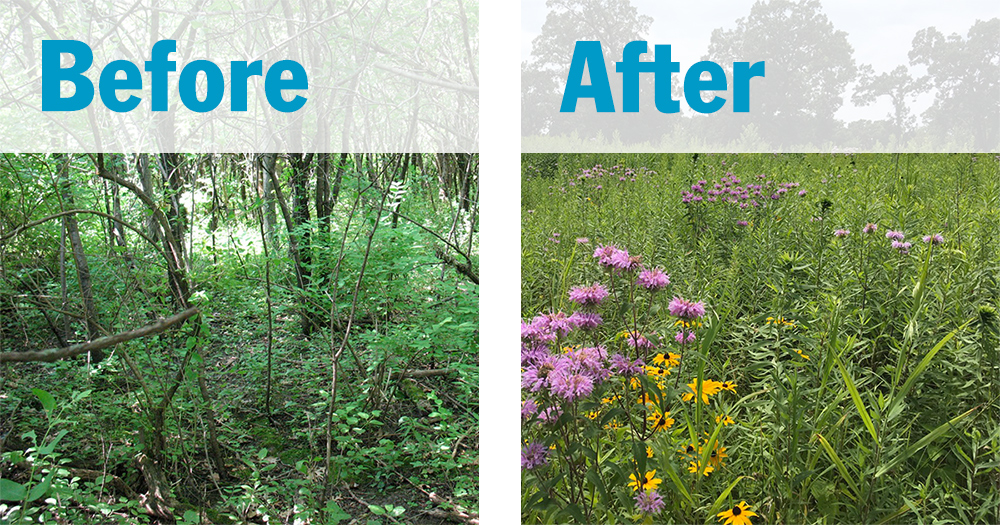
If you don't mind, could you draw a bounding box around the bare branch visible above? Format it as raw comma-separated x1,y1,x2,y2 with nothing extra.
0,308,199,363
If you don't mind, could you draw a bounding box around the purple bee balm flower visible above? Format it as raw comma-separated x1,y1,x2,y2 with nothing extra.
593,244,618,266
609,249,639,271
891,240,912,254
568,283,609,306
625,332,656,349
634,490,665,514
862,223,878,234
637,267,670,291
834,229,850,237
535,311,578,336
886,230,905,241
675,330,697,345
609,353,644,376
736,220,749,227
521,353,561,392
521,318,556,344
520,342,550,367
565,346,610,382
568,311,603,330
668,297,707,320
576,237,589,244
923,233,944,245
521,442,549,470
521,398,538,419
548,368,594,401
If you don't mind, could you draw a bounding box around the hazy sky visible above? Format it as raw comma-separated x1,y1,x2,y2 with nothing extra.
521,0,999,122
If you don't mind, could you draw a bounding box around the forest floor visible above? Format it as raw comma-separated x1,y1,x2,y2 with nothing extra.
2,281,479,524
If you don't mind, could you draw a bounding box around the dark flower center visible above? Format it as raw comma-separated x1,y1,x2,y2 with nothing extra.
733,506,742,516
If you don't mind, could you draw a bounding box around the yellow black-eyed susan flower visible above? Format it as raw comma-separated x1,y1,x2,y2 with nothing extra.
717,501,757,525
708,443,728,469
688,460,713,476
716,414,735,426
647,410,675,432
682,379,724,403
628,470,662,492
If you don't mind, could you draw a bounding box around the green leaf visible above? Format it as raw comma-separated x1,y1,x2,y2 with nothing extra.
815,433,860,499
835,355,878,446
323,500,352,524
38,429,69,456
885,326,963,420
368,504,386,515
705,476,748,522
0,479,27,502
32,388,55,413
26,471,54,502
875,406,978,477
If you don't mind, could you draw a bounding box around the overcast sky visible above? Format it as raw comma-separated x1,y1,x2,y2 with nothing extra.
521,0,999,122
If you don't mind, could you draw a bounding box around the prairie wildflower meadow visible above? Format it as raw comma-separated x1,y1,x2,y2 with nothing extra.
521,154,999,524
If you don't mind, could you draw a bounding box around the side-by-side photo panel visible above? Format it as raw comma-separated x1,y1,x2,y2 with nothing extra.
520,153,998,524
0,153,478,524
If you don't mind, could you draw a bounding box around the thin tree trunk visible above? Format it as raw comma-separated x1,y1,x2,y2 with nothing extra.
289,153,316,336
58,155,102,361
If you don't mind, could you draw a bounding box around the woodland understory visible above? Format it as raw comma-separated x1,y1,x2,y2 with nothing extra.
0,153,479,525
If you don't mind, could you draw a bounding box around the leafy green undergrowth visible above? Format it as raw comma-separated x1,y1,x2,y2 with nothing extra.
1,275,478,524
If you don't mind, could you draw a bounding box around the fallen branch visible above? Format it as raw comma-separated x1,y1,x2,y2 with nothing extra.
0,308,199,363
428,492,479,525
434,246,479,284
390,368,456,380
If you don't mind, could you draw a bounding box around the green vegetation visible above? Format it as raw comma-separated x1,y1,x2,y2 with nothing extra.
521,153,998,523
0,153,478,524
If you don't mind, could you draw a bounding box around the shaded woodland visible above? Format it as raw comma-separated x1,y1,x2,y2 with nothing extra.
0,153,479,524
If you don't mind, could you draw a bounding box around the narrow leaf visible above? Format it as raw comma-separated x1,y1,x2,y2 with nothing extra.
705,476,748,523
815,433,860,499
835,356,878,446
876,406,978,477
886,327,962,419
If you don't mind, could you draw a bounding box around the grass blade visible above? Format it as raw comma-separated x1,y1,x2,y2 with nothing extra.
815,433,860,500
705,476,748,523
875,406,978,478
886,326,965,420
835,355,878,446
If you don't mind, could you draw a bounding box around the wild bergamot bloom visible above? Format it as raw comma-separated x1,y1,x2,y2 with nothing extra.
647,410,675,432
717,501,757,525
628,470,662,492
634,489,665,515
